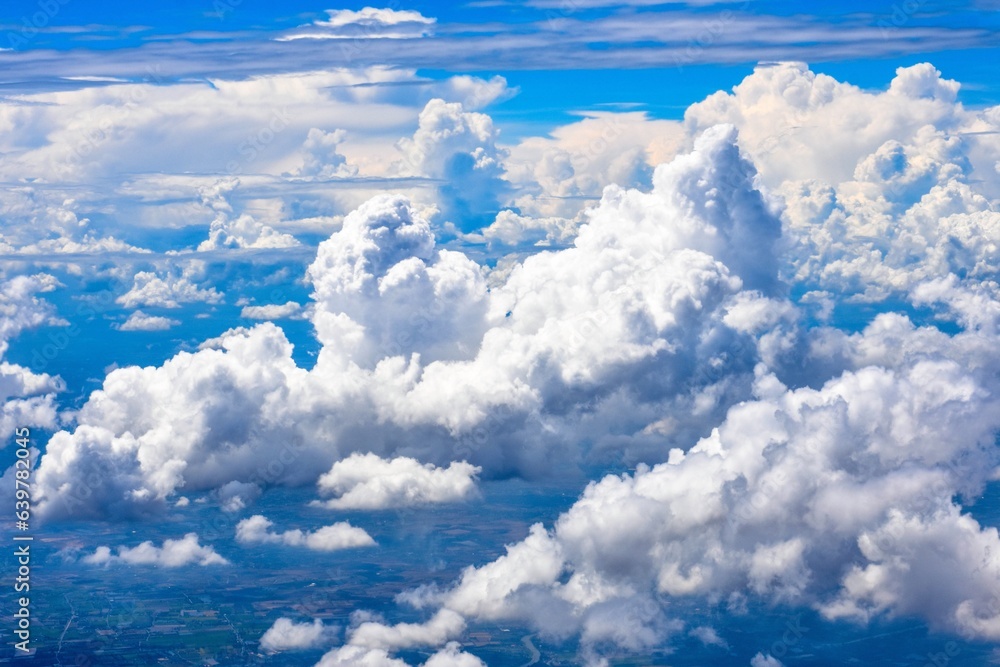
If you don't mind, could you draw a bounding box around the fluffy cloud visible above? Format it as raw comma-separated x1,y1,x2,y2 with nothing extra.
685,62,1000,301
33,124,789,519
750,654,784,667
83,533,228,567
406,336,1000,658
506,111,683,220
0,66,514,255
306,193,490,364
467,210,579,249
0,274,64,440
117,263,223,308
685,62,975,187
259,618,337,652
316,611,481,667
197,179,300,251
396,99,509,230
118,310,180,332
348,610,465,651
294,129,359,179
315,454,480,510
236,515,375,551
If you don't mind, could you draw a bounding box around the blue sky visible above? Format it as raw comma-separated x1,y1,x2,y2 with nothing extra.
2,2,1000,666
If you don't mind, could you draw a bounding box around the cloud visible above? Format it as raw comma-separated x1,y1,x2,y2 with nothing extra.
82,533,228,567
259,618,337,652
689,626,728,649
33,125,788,520
118,310,180,331
294,128,359,179
315,453,481,510
279,8,436,41
0,274,64,440
316,611,482,667
505,111,683,220
468,210,579,249
348,609,466,651
412,338,1000,655
396,99,509,230
750,654,785,667
197,179,300,251
236,515,376,551
0,66,515,257
216,480,262,512
240,301,304,320
683,62,1000,303
117,264,223,308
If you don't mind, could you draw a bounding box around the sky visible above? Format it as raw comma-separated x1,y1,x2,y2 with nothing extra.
2,1,1000,665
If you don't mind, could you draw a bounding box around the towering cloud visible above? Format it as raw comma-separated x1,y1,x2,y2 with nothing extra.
397,99,509,230
32,124,787,519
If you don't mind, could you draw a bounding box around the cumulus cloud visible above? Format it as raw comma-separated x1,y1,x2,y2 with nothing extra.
468,210,579,249
259,618,337,652
506,111,683,220
117,263,223,308
294,128,359,179
348,609,466,651
82,533,228,567
197,179,300,251
315,454,480,510
34,125,790,520
396,99,509,230
316,611,481,667
685,62,1000,302
410,343,1000,657
0,274,64,440
118,310,180,332
236,515,376,551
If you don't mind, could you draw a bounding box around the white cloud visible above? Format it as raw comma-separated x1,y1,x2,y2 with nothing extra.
240,301,304,320
468,210,579,249
348,609,465,651
82,533,228,567
34,125,789,520
279,8,436,41
118,310,180,332
418,347,1000,652
315,454,480,510
259,618,336,652
216,480,262,512
0,274,64,440
506,111,683,219
11,59,1000,663
316,612,481,667
236,515,376,551
294,128,359,179
396,99,509,229
750,653,784,667
197,179,300,251
689,626,727,649
117,264,223,308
